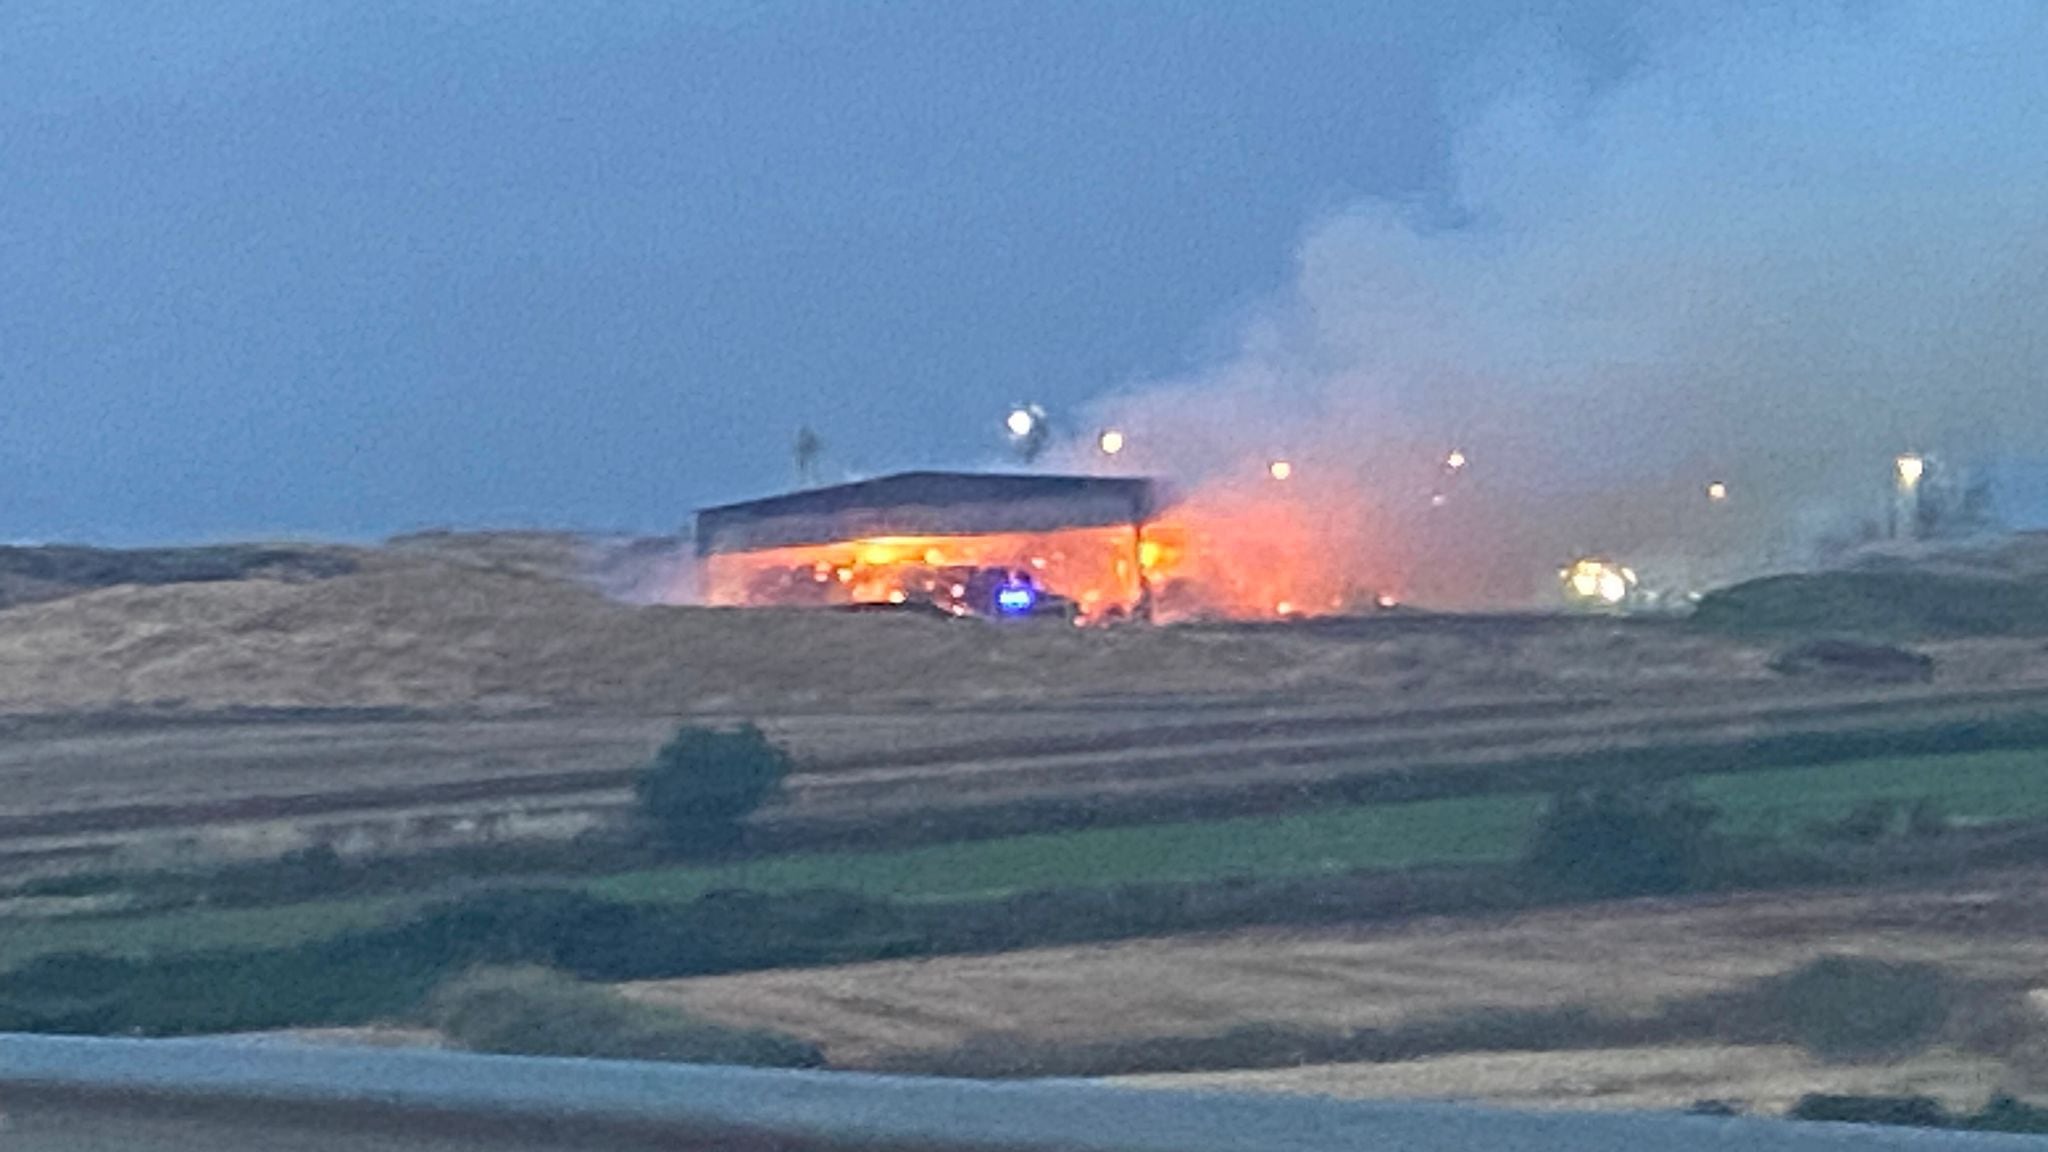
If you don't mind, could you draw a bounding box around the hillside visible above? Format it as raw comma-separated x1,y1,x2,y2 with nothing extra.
0,535,1785,716
1694,533,2048,639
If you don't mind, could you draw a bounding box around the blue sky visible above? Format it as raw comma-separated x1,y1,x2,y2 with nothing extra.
0,2,1639,542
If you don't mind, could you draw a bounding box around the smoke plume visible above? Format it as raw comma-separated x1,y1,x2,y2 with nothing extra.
1069,0,2048,607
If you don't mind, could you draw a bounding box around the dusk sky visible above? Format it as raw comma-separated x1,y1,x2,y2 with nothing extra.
2,2,1638,543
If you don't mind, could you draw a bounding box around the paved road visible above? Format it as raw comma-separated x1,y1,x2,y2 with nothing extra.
0,1035,2039,1151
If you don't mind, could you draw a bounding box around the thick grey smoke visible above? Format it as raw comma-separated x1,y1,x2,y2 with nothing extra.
1075,0,2048,606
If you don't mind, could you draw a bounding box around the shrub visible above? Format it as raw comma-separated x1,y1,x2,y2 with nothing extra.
1524,783,1720,896
634,724,792,852
1906,797,1950,838
426,965,822,1068
1790,1093,2048,1134
1765,956,1953,1063
1789,1094,1950,1128
1965,1095,2048,1135
1768,638,1936,683
405,886,644,971
1694,571,2048,639
1820,799,1904,844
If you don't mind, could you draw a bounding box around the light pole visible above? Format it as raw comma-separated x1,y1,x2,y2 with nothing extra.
1894,453,1926,539
1006,405,1050,464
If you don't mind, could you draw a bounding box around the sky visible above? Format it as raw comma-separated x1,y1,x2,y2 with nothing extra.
0,1,1639,543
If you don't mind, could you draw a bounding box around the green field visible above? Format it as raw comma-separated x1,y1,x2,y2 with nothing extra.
6,745,2048,970
593,747,2048,904
590,791,1543,905
0,892,414,968
1697,746,2048,836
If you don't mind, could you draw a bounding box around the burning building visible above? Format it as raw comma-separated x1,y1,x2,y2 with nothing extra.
696,472,1157,622
695,461,1400,623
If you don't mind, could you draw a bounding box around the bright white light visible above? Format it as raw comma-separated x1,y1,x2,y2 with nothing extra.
1268,460,1294,481
1445,449,1468,471
1895,453,1926,489
1564,558,1637,606
1098,429,1126,456
1706,481,1729,502
1006,407,1038,438
1597,570,1630,604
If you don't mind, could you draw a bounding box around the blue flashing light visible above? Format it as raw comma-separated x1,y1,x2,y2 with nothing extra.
995,584,1037,614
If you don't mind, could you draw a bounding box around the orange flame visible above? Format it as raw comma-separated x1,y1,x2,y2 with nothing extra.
705,525,1145,620
705,471,1395,622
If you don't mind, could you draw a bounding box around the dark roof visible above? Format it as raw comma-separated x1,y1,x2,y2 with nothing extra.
696,471,1155,556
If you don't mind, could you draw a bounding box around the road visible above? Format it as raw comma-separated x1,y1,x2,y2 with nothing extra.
0,1034,2038,1150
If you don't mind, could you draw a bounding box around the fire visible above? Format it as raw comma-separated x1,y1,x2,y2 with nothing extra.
706,525,1148,621
706,467,1392,623
1138,476,1383,621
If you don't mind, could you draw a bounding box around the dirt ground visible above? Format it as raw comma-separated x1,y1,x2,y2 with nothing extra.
627,869,2048,1068
0,545,1789,715
12,532,2048,717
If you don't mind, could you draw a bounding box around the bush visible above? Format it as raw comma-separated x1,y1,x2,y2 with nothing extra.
1694,571,2048,639
427,965,822,1067
1820,799,1905,845
1790,1093,2048,1134
1765,956,1953,1063
1789,1094,1950,1128
635,724,792,852
1768,638,1936,683
1808,796,1953,846
0,884,910,1037
1906,797,1950,838
1524,783,1720,896
1965,1094,2048,1135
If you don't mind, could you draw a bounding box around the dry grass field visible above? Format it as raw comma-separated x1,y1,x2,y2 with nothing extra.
3,533,2048,872
8,535,2048,1117
1118,1045,2016,1116
7,676,2048,873
628,868,2048,1067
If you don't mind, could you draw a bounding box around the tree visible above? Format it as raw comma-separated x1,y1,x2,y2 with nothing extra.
1525,782,1720,896
634,724,792,853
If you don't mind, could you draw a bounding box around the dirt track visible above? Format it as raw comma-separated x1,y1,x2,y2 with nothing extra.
6,679,2048,872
